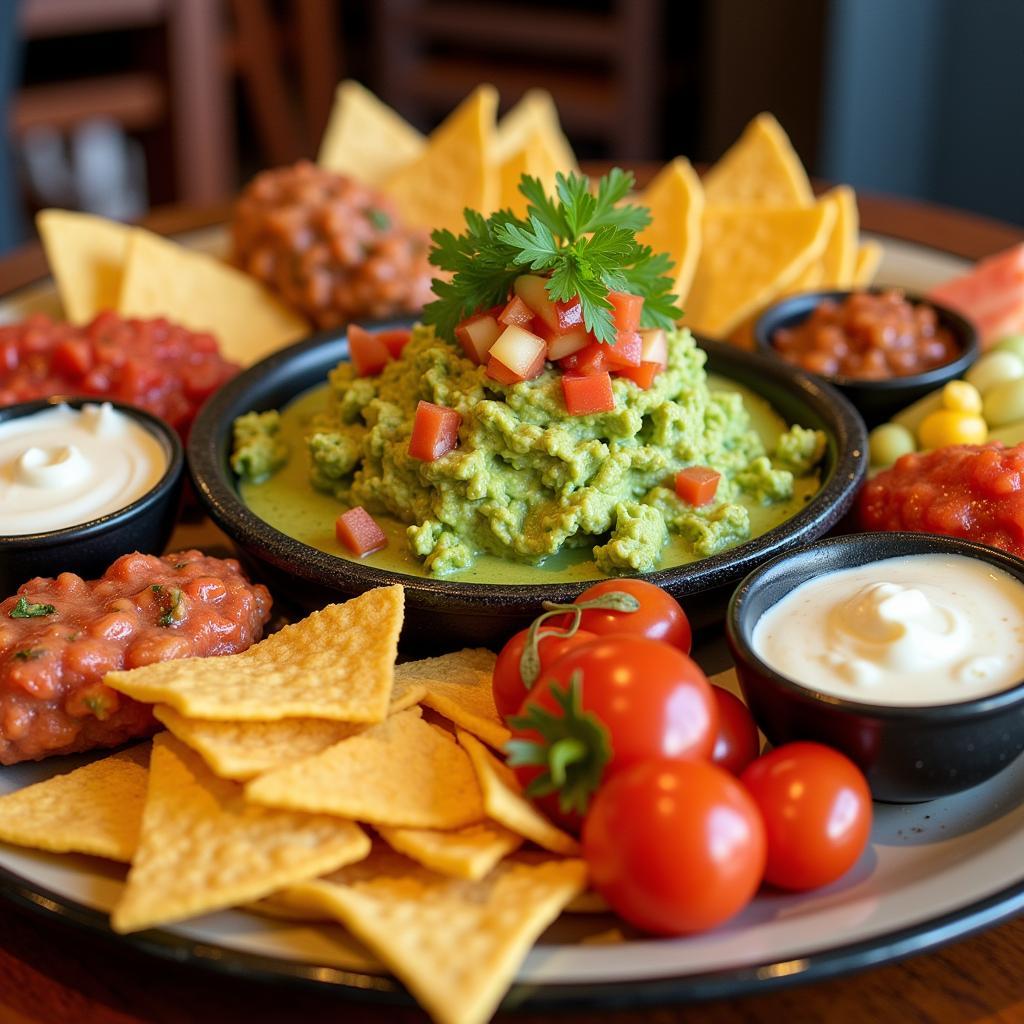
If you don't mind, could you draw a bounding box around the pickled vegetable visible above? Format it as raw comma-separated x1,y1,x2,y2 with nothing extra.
869,423,916,467
965,350,1024,396
982,379,1024,428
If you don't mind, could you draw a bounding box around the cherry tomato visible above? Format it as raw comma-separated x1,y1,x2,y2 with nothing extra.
740,742,872,892
583,758,766,935
710,686,760,775
566,579,692,653
491,626,597,722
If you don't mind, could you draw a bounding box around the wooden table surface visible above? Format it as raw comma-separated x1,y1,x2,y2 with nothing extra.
0,193,1023,1024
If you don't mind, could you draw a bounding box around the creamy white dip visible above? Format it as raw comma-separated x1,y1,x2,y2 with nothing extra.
0,403,167,535
751,554,1024,706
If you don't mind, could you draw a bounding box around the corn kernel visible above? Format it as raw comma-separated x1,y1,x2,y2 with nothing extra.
941,380,982,415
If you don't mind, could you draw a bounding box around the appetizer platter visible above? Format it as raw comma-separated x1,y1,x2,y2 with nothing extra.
2,82,1024,1024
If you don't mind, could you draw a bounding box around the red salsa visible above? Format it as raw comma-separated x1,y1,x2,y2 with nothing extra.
0,551,271,764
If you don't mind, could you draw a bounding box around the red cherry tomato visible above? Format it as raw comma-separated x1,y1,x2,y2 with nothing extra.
583,758,766,935
567,579,692,653
741,742,872,892
710,686,760,775
491,626,597,722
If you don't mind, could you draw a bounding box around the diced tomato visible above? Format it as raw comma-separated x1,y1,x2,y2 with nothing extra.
608,291,644,333
348,324,391,376
562,370,615,415
409,400,462,461
486,352,544,384
544,324,591,360
376,329,413,359
639,328,668,369
616,361,661,389
50,338,93,378
514,274,560,331
455,312,502,364
335,507,388,556
560,342,608,375
605,330,642,369
555,297,584,330
489,324,547,380
675,467,721,506
498,295,536,330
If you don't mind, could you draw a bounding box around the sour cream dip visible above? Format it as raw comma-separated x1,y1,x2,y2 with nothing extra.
0,403,167,535
751,554,1024,706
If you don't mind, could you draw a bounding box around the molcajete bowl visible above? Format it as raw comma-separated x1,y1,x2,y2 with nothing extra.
187,324,867,650
727,532,1024,802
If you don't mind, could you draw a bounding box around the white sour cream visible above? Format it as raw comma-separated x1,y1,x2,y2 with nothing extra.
0,403,168,535
751,554,1024,706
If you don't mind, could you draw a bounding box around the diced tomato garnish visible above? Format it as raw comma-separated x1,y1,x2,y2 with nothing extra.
608,291,644,333
455,312,502,363
616,361,661,389
486,351,544,384
555,297,584,331
562,370,615,415
348,324,391,376
560,342,608,375
498,295,536,329
675,467,721,506
544,324,591,360
376,329,413,359
639,328,668,369
604,330,642,369
51,338,92,378
488,324,547,381
514,274,560,331
335,507,388,556
409,400,462,461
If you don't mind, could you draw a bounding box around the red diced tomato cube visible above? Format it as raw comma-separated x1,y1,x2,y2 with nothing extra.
376,329,412,359
51,339,92,378
335,507,388,556
489,325,547,380
675,467,721,506
555,297,584,330
348,324,391,376
604,330,642,368
560,342,608,375
639,328,668,369
486,350,546,384
409,400,462,461
608,291,644,333
562,371,615,415
455,313,502,363
498,295,536,329
616,361,661,389
544,325,591,360
513,274,561,331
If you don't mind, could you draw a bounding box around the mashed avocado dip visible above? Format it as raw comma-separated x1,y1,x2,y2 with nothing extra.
234,324,826,582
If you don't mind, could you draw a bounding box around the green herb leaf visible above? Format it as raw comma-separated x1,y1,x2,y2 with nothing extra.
367,207,391,231
9,598,55,619
157,587,185,628
13,648,45,661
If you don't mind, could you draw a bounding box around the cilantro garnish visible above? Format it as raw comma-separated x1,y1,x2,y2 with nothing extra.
423,169,681,345
9,598,55,619
84,693,113,721
367,207,391,231
13,648,45,662
157,587,184,627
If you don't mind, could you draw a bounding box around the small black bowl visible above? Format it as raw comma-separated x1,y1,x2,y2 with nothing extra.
0,397,184,593
727,532,1024,802
753,288,979,427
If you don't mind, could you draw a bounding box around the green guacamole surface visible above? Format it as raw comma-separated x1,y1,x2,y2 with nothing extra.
237,325,825,583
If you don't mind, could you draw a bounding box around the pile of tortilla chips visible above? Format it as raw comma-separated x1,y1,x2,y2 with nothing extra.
0,584,589,1024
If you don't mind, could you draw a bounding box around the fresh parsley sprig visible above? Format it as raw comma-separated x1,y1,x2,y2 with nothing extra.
422,169,682,346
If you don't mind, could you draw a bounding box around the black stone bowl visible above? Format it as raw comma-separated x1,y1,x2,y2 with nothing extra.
727,532,1024,802
753,288,979,427
0,397,184,593
187,324,868,650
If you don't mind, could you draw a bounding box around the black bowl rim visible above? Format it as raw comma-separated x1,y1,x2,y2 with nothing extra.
0,396,184,549
727,530,1024,719
187,323,868,608
752,286,980,391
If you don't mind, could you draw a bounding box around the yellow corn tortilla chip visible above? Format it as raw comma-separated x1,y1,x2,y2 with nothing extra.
457,730,579,856
112,734,370,933
495,88,577,173
318,79,426,184
117,227,307,365
820,185,859,287
106,586,404,723
684,202,836,337
246,708,484,830
36,209,132,324
384,85,499,233
152,675,425,781
0,743,149,862
854,240,884,287
291,847,587,1024
565,889,611,914
407,648,509,750
498,131,566,218
703,113,813,207
377,822,523,881
638,157,704,303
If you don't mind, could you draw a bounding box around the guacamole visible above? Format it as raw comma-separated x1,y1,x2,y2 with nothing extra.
235,325,826,579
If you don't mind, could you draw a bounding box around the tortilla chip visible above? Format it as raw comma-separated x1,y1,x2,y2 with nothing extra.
246,708,484,830
457,731,579,856
318,79,425,185
854,240,884,287
498,132,566,217
495,88,577,173
384,85,499,233
0,743,149,862
820,186,858,287
117,227,307,365
638,157,704,303
111,734,370,933
36,209,132,324
292,847,587,1024
565,889,611,914
377,821,522,881
684,202,836,337
703,113,813,207
106,586,404,723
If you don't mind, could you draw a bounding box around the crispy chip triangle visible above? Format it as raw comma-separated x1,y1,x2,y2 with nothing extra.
318,79,426,184
117,227,307,365
246,707,484,829
458,730,579,855
106,586,404,723
854,240,884,287
498,132,565,218
377,821,522,881
495,88,577,172
291,847,587,1024
0,743,149,862
112,735,369,933
384,85,499,233
820,186,859,287
703,112,813,207
36,209,132,324
638,157,704,303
